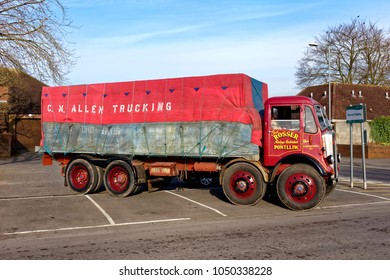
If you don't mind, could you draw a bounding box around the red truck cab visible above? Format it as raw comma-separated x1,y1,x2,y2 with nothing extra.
261,96,339,210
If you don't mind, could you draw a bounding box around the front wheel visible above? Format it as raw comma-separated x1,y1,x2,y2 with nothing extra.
326,182,337,196
276,164,326,210
222,162,266,205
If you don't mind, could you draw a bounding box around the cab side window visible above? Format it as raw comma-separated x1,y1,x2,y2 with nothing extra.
304,106,318,134
271,105,300,130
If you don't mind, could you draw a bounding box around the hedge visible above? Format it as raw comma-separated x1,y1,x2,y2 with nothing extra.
369,116,390,144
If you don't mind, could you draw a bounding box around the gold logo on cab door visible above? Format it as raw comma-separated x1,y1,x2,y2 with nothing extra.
272,130,299,150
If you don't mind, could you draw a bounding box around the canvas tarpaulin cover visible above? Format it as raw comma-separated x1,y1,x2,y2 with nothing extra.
41,73,268,160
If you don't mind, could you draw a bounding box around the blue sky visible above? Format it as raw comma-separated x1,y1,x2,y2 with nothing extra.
63,0,390,96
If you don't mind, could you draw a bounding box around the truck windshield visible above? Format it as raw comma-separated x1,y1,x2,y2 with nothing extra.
315,105,332,131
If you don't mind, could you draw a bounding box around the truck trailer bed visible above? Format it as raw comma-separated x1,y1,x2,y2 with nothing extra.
40,74,268,160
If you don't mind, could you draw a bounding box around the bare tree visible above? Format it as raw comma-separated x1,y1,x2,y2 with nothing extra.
296,18,390,89
0,0,76,85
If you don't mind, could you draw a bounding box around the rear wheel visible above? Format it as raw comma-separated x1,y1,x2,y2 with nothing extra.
276,164,326,210
66,158,99,194
93,166,105,192
104,160,136,197
222,162,266,205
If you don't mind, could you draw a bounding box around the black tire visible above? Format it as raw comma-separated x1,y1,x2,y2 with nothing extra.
66,158,99,194
104,160,136,197
325,182,337,197
276,164,326,210
222,162,266,205
92,165,105,193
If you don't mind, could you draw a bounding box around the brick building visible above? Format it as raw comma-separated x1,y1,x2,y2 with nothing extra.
298,83,390,158
0,69,46,155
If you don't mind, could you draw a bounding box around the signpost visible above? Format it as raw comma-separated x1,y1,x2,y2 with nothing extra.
346,104,367,189
346,104,367,124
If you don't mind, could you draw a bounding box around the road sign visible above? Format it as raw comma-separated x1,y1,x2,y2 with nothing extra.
346,104,366,123
346,104,367,189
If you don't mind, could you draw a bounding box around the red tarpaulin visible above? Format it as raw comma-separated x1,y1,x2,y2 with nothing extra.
41,74,268,158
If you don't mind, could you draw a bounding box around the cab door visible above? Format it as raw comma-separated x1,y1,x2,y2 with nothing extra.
263,104,303,166
302,105,321,157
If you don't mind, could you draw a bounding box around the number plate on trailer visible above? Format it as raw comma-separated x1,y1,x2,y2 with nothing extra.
149,162,177,176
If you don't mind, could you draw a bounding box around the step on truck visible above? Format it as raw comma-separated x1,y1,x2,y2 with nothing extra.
37,73,339,210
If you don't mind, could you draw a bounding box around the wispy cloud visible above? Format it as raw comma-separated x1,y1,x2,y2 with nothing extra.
86,5,296,46
89,25,204,45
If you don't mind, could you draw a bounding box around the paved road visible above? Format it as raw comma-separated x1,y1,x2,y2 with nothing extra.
0,153,389,261
339,156,390,186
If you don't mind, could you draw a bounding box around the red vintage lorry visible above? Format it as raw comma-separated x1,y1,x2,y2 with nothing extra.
37,73,339,210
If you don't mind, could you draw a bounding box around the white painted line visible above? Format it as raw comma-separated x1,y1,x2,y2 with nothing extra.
85,195,115,225
339,177,390,186
4,218,191,236
318,200,390,209
0,194,79,201
336,189,390,201
315,189,390,210
164,190,227,217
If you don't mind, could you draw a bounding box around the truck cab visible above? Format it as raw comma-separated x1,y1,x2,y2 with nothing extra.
262,96,339,209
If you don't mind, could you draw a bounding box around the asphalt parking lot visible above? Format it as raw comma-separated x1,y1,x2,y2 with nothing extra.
1,153,389,239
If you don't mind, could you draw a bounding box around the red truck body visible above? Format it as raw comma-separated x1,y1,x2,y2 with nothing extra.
38,73,338,210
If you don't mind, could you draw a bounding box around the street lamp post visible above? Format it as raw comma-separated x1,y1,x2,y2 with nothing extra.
327,46,332,121
309,43,332,121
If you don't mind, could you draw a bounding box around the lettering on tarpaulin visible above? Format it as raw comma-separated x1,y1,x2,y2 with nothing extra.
46,102,172,115
102,127,123,136
81,126,95,134
47,104,104,114
112,102,172,113
80,126,123,136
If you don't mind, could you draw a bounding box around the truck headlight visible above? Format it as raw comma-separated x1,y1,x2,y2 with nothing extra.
322,132,333,160
326,155,333,164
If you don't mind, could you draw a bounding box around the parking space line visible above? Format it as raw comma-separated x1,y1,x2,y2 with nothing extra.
336,189,390,201
339,177,390,186
318,200,390,209
164,190,227,217
3,218,191,236
85,195,115,225
316,189,390,210
0,194,78,201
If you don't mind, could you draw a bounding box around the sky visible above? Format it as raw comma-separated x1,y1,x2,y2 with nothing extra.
62,0,390,97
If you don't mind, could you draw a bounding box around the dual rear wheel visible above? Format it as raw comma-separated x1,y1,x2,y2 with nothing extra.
66,159,137,197
104,160,137,197
66,159,103,194
222,162,266,206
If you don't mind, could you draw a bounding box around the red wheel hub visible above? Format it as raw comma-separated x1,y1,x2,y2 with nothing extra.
229,170,256,198
70,165,89,190
107,167,128,192
285,172,317,202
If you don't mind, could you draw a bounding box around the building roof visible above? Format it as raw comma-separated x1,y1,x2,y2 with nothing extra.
297,83,390,120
